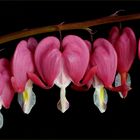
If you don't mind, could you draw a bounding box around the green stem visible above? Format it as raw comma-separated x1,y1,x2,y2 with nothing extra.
0,13,140,44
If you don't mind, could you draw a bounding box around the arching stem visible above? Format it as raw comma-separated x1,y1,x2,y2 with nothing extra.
0,13,140,44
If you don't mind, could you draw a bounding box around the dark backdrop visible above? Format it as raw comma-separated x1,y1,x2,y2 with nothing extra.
0,1,140,139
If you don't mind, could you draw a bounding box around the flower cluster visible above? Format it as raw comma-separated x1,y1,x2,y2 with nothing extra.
0,26,138,128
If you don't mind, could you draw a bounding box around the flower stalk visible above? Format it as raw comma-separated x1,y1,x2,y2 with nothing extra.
0,13,140,44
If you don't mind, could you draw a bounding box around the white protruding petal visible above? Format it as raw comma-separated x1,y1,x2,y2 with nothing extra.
127,73,131,87
93,75,103,88
93,86,108,113
0,112,3,129
119,91,124,99
54,68,71,88
0,98,3,110
115,73,122,97
115,73,121,87
57,86,69,113
18,80,36,114
18,93,23,109
115,73,131,98
55,67,71,113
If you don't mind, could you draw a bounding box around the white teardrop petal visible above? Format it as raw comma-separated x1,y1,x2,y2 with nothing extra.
18,93,23,109
57,86,69,113
115,73,123,98
127,73,131,87
93,86,108,113
0,98,3,110
18,80,36,114
57,99,69,113
103,88,108,104
0,112,3,129
119,92,124,98
115,73,121,87
24,89,36,114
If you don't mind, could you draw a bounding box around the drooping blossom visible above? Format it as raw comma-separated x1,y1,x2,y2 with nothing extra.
28,35,89,113
0,58,15,128
81,38,118,113
109,26,136,98
11,37,38,114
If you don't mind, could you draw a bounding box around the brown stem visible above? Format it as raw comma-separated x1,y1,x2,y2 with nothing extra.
0,13,140,44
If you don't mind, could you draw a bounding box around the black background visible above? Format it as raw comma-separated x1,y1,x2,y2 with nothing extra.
0,0,140,139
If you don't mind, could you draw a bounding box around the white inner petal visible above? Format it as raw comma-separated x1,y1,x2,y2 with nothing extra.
92,75,104,88
54,67,71,88
92,76,108,113
0,97,3,110
115,73,131,98
55,66,71,113
0,111,3,129
18,80,36,114
57,86,69,113
93,86,108,113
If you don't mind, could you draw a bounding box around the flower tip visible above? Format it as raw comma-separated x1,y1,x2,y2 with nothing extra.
100,104,107,113
93,86,108,113
0,112,3,129
121,84,131,98
57,99,69,113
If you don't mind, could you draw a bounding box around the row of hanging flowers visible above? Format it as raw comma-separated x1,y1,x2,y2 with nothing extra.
0,12,140,128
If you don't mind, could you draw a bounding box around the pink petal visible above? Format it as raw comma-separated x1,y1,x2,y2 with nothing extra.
35,37,61,87
27,72,48,89
84,40,92,53
0,72,10,94
82,66,97,85
0,82,14,109
12,40,34,92
62,35,90,84
108,26,120,45
42,48,62,87
91,38,117,86
115,27,136,72
27,37,38,53
0,74,5,96
11,76,23,92
0,58,15,108
0,58,10,73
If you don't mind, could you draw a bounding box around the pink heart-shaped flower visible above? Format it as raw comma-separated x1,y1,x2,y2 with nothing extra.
0,58,14,109
109,26,136,98
11,37,38,114
28,35,89,112
0,58,15,128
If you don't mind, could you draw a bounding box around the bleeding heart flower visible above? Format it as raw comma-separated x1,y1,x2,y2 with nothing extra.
28,35,89,113
109,26,136,98
11,37,38,114
0,58,15,128
82,38,118,113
